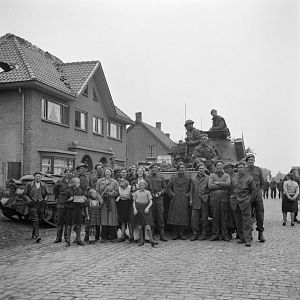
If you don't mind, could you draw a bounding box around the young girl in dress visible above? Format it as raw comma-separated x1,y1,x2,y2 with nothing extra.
133,180,158,247
116,178,132,242
86,189,103,244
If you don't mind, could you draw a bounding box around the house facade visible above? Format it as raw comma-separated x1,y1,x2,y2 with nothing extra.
0,33,133,183
126,112,176,166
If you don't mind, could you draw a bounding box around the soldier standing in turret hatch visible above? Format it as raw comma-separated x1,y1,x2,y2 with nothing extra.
245,154,266,243
184,119,203,155
209,109,230,139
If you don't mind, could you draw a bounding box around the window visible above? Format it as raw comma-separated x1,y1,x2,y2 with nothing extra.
75,110,88,131
92,88,98,101
107,122,122,140
41,156,74,175
147,145,156,158
83,86,89,97
93,116,104,135
41,99,69,125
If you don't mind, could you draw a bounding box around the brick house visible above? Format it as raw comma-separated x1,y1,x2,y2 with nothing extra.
126,112,176,166
0,33,133,183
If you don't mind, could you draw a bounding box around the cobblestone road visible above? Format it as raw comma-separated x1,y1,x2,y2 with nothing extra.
0,198,299,300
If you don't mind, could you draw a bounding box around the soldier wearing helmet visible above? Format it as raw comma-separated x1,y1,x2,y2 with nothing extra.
184,119,203,155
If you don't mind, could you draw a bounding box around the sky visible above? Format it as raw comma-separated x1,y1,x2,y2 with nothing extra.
1,0,299,175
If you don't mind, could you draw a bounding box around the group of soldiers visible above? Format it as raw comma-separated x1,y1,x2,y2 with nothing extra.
22,109,269,246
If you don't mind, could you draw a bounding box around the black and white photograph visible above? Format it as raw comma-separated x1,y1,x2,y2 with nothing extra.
0,0,299,299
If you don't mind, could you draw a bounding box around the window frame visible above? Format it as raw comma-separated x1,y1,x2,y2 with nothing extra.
146,145,157,158
75,109,88,131
107,121,122,141
41,98,69,126
93,116,104,136
41,156,75,175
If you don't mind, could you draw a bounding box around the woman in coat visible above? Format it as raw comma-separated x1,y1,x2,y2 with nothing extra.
167,163,191,240
96,168,119,241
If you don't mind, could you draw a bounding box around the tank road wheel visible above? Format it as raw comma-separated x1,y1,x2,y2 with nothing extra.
1,207,16,220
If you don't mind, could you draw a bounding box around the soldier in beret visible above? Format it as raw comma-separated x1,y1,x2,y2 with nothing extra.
231,161,257,247
209,109,230,139
147,163,167,241
193,133,220,172
245,154,266,242
53,168,74,243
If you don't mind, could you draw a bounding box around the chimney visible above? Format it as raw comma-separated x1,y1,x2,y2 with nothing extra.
165,133,170,139
135,112,142,122
155,122,162,130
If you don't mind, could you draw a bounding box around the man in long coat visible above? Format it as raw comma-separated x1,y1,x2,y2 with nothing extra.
231,161,257,247
167,163,191,240
190,164,210,241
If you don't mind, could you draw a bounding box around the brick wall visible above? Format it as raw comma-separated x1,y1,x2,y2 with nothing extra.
127,123,168,166
0,90,22,162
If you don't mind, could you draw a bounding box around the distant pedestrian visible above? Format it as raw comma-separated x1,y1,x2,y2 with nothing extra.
277,179,284,199
208,160,231,241
23,172,49,243
289,169,300,223
86,189,103,244
231,161,257,247
116,178,132,242
65,178,87,247
262,181,270,199
282,173,299,226
270,178,277,199
133,180,158,247
167,163,191,240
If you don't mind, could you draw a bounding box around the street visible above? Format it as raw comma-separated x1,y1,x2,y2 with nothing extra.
0,198,299,300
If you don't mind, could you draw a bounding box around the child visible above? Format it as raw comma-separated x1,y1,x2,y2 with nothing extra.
133,180,158,247
86,189,103,244
116,178,133,242
65,178,87,247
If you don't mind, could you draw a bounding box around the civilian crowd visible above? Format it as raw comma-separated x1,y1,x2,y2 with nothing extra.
23,155,299,248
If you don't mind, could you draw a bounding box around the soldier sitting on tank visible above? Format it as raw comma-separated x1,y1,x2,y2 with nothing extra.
184,119,203,155
209,109,230,139
193,133,220,172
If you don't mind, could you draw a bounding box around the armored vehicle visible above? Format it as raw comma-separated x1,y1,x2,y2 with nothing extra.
0,174,60,226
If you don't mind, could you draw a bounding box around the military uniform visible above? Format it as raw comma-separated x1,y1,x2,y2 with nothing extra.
230,173,257,244
167,173,191,239
208,171,231,241
23,181,49,241
190,173,210,239
194,143,218,172
147,173,167,240
210,115,230,138
246,165,265,237
186,127,203,154
53,176,73,242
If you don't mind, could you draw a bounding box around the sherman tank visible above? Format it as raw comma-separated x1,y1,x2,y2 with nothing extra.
0,174,60,226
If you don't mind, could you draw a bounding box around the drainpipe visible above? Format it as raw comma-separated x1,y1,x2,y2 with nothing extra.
19,87,25,177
